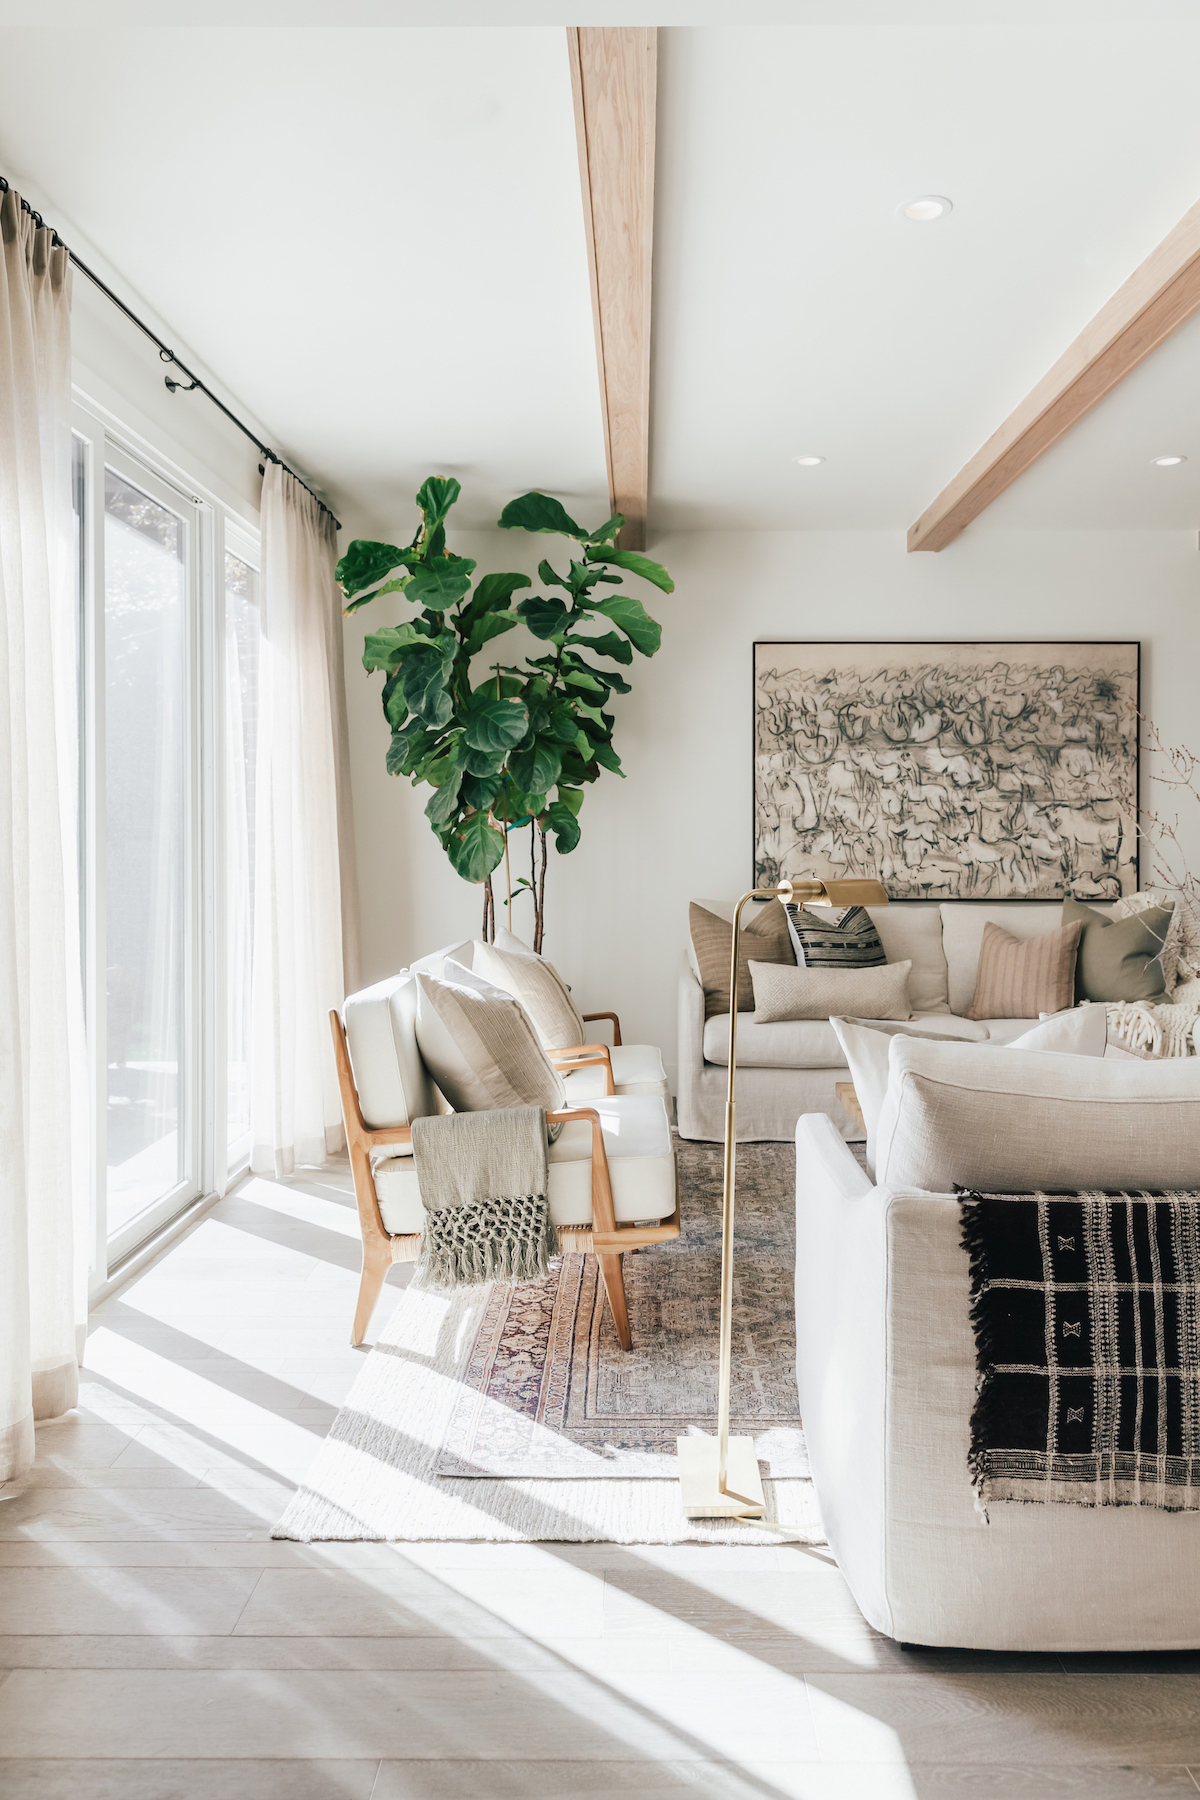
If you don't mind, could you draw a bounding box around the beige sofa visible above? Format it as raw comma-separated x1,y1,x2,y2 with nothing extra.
677,899,1117,1142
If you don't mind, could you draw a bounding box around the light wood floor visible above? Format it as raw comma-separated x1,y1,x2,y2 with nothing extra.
2,1156,1199,1799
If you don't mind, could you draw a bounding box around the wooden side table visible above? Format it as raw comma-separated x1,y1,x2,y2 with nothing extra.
835,1080,866,1136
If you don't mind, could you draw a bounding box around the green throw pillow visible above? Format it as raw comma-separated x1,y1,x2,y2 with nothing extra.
1061,896,1173,1004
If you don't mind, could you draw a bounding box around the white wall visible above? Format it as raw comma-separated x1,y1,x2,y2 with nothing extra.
344,525,1200,1091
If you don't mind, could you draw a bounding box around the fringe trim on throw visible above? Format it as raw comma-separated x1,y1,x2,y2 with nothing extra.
415,1192,559,1291
956,1186,1000,1504
1106,997,1200,1059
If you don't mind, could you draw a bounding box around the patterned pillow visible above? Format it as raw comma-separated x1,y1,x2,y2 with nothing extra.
786,904,886,971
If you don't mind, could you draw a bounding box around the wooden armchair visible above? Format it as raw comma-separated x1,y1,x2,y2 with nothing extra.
331,1010,679,1352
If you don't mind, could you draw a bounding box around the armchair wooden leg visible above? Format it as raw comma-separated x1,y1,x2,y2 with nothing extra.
352,1240,391,1348
596,1251,632,1351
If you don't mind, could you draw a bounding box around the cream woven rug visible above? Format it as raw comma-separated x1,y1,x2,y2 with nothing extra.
274,1138,826,1545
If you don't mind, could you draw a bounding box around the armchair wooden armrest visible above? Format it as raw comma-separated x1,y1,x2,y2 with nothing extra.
582,1011,622,1047
547,1043,615,1095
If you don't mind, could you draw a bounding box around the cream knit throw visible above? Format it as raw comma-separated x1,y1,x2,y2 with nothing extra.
1105,990,1200,1059
411,1105,557,1290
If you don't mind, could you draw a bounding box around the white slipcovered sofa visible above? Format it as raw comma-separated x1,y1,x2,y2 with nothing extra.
794,1041,1200,1651
678,899,1119,1142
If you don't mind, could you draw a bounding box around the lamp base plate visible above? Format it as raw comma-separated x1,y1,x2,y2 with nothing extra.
676,1434,767,1519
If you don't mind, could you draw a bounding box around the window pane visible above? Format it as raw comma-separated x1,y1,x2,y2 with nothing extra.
104,470,187,1238
224,550,259,1156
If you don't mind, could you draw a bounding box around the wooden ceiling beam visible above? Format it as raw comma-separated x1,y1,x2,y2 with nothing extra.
908,196,1200,552
568,26,656,552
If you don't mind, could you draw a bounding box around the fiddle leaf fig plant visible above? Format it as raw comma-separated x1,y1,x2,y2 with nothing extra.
337,477,673,947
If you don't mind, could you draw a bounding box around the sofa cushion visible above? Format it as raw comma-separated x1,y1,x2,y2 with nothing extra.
703,1008,975,1070
342,972,436,1130
874,1035,1200,1194
1064,896,1172,1004
868,903,950,1014
829,1014,992,1173
413,970,565,1116
1006,1007,1108,1056
749,957,912,1023
374,1094,676,1233
940,901,1114,1017
562,1043,670,1101
966,918,1082,1020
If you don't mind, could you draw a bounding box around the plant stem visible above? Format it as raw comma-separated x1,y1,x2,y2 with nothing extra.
482,874,495,944
535,824,548,953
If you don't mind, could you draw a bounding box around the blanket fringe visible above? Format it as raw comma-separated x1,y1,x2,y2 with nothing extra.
416,1194,559,1292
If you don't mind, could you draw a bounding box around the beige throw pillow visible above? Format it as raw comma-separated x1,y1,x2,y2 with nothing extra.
689,899,794,1019
830,1013,989,1173
749,958,912,1023
472,939,584,1050
413,971,565,1116
966,919,1081,1020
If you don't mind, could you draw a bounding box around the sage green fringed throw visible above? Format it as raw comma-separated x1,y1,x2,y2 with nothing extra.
411,1105,558,1291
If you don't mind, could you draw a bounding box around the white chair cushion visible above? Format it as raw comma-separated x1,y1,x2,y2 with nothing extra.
874,1034,1200,1193
561,1043,670,1101
374,1094,676,1234
342,972,435,1130
408,939,475,978
702,1010,978,1070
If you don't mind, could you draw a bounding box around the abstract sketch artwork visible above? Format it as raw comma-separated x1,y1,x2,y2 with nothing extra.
754,641,1139,902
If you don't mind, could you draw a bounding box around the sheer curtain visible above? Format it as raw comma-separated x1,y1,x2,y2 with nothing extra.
251,464,359,1176
0,189,88,1484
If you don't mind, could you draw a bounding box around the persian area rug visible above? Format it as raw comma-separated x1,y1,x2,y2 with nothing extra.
273,1136,826,1544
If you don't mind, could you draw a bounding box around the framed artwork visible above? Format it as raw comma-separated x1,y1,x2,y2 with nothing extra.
753,640,1140,902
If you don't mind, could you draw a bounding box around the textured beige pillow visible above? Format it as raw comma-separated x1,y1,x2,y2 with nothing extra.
413,971,565,1115
472,939,584,1049
690,899,794,1019
829,1013,988,1173
749,958,912,1023
967,919,1081,1020
874,1034,1200,1193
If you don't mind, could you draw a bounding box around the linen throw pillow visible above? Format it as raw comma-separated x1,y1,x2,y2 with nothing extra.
966,919,1082,1020
830,1014,989,1173
1062,895,1172,1004
689,899,794,1019
786,904,886,970
749,958,912,1023
472,939,584,1050
413,971,565,1117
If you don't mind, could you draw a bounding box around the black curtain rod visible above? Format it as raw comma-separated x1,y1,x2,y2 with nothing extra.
1,177,341,531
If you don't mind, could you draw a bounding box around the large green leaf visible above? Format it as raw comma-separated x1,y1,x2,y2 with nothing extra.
590,738,625,776
405,555,476,612
466,609,520,657
498,493,586,539
415,476,461,538
425,769,464,828
463,690,530,754
544,799,582,854
569,657,632,695
509,738,563,796
459,572,532,634
588,593,662,655
447,811,506,883
565,630,633,666
584,514,624,546
457,741,507,778
586,547,674,594
546,703,580,745
556,785,584,817
401,645,454,727
461,771,502,810
381,671,408,729
518,595,570,640
386,718,436,776
362,621,429,673
337,539,414,600
563,666,606,695
538,558,571,592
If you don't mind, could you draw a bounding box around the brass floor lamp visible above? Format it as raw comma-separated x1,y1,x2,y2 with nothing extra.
677,875,890,1520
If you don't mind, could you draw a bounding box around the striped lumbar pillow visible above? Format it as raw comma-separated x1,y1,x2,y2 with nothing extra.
786,904,886,971
966,919,1083,1021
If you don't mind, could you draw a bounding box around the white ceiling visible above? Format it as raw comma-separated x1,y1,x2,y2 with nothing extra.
4,16,1200,537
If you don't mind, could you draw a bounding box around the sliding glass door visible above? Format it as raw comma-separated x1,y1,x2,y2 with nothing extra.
73,403,262,1281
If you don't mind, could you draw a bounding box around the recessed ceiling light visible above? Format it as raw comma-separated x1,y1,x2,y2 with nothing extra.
900,195,952,222
1152,454,1187,466
793,455,825,466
